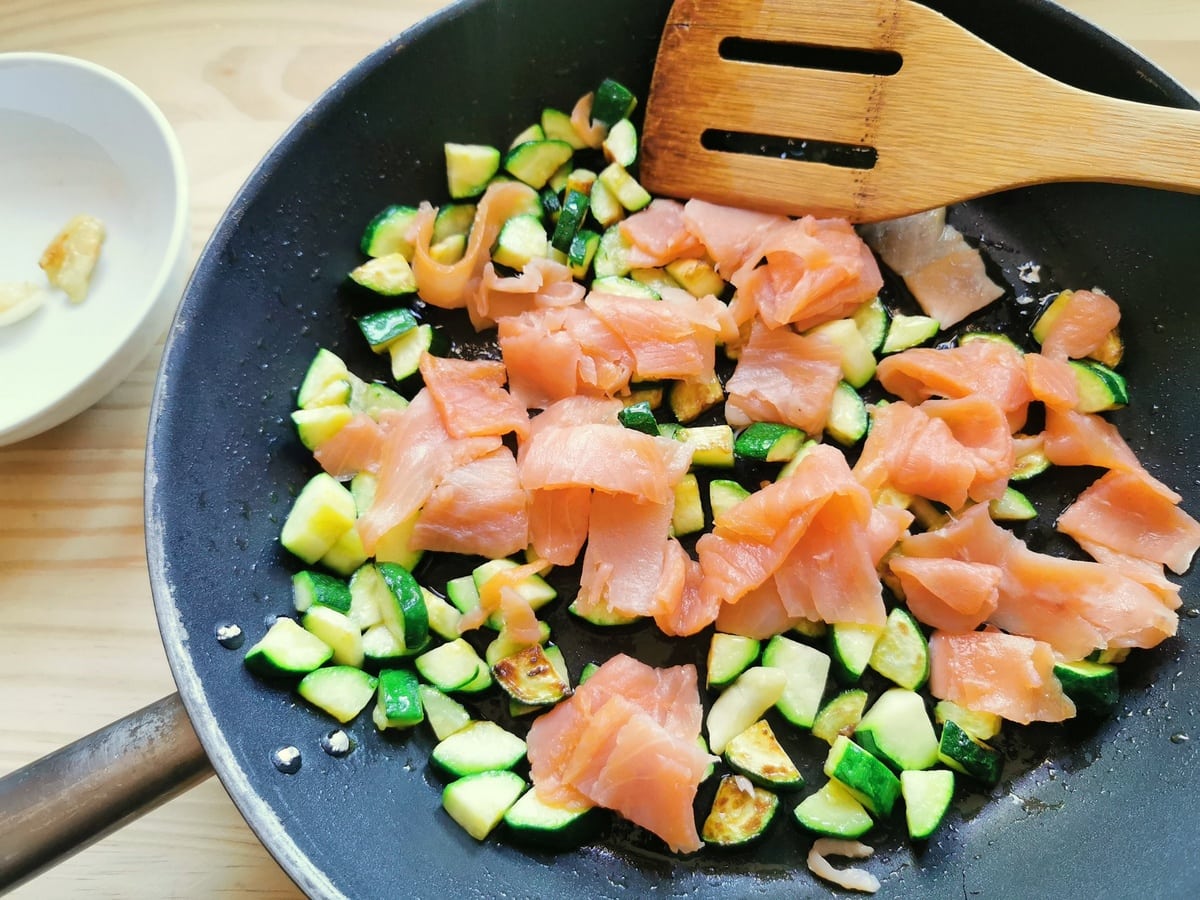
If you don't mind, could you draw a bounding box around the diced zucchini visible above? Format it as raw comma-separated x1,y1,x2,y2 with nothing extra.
707,633,761,689
355,383,409,423
591,78,637,127
701,775,779,847
812,689,870,746
567,228,601,279
492,644,571,706
792,618,828,640
774,440,819,480
629,267,680,295
360,204,420,259
551,189,589,254
761,635,831,729
671,473,706,537
362,623,416,667
485,621,552,666
432,720,527,778
587,177,624,228
989,486,1037,521
1011,441,1051,481
567,600,641,627
509,123,547,149
807,318,876,388
293,571,352,618
473,558,557,614
1092,328,1124,368
446,574,482,618
541,107,588,150
374,668,424,730
492,214,548,269
503,140,574,190
670,373,724,424
959,331,1019,350
349,252,418,296
578,662,600,684
901,768,955,840
388,323,434,381
280,473,358,565
503,787,601,848
244,617,333,678
591,275,659,300
1090,646,1131,665
443,770,527,841
1070,359,1129,412
734,422,806,463
374,512,424,575
374,562,429,651
617,400,659,435
565,167,598,196
1053,660,1119,715
852,297,890,352
445,143,501,199
357,307,418,353
1029,289,1072,345
937,719,1002,786
794,779,874,839
416,638,489,693
724,719,804,790
317,523,368,577
290,405,353,452
829,623,884,683
824,735,902,818
433,202,477,244
422,587,465,642
297,348,352,409
665,258,725,299
933,700,1002,742
429,233,467,264
677,424,735,468
709,479,751,521
854,688,939,771
418,684,472,741
881,314,940,353
346,564,384,630
592,223,632,277
597,162,651,212
297,666,378,723
826,382,869,446
602,118,638,168
868,607,930,691
707,666,788,755
301,605,364,668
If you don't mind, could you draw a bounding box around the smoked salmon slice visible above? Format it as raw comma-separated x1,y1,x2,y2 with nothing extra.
1057,469,1200,575
619,199,706,268
714,579,802,639
519,423,691,503
723,321,843,434
682,199,787,278
526,654,712,852
1042,408,1145,473
586,290,715,381
653,537,720,637
410,447,529,560
1038,289,1122,360
876,339,1032,432
574,490,676,620
889,556,1001,633
312,410,395,479
1024,352,1080,411
468,257,585,330
928,630,1076,725
411,181,542,309
354,390,501,554
527,487,591,567
419,353,530,440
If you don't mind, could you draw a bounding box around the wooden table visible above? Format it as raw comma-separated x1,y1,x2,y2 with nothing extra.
1,1,1197,896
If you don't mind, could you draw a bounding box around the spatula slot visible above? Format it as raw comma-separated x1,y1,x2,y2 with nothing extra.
700,129,877,170
719,37,902,76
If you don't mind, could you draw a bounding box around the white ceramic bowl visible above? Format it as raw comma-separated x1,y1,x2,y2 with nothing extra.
0,53,189,446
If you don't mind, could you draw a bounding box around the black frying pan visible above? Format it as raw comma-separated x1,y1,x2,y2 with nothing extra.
12,0,1200,896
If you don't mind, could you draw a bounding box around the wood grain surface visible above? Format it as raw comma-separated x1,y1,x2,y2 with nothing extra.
0,1,1196,896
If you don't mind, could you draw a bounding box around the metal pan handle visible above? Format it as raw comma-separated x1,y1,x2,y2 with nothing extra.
0,692,212,893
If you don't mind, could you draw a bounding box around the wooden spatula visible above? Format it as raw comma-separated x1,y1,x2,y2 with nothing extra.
640,0,1200,223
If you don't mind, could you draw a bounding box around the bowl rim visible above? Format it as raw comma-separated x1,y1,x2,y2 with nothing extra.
0,51,190,446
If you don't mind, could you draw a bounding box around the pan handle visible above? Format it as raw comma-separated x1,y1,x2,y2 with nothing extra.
0,692,212,893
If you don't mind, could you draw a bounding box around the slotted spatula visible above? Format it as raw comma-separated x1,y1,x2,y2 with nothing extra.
640,0,1200,223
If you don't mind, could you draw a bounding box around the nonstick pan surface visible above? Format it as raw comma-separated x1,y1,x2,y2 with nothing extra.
146,1,1200,896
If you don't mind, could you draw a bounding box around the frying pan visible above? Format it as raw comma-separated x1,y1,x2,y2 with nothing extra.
2,0,1198,896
